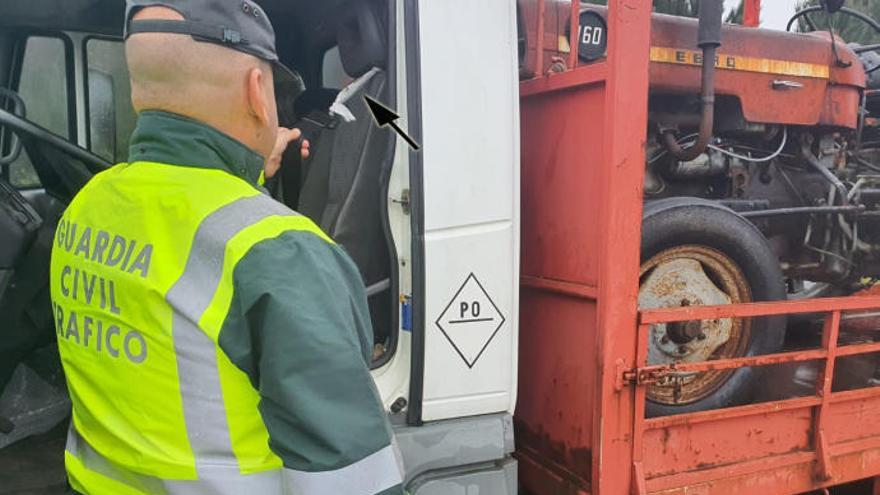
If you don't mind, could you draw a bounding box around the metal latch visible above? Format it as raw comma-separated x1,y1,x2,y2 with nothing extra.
618,367,671,390
615,360,697,391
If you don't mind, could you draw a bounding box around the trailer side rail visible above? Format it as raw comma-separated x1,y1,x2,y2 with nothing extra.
630,295,880,494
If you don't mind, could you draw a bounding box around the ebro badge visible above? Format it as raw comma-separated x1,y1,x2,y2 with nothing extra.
435,273,506,368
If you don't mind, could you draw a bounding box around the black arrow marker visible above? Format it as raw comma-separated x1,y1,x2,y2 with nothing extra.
364,95,421,151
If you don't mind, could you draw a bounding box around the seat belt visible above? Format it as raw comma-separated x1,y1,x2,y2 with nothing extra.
329,67,381,123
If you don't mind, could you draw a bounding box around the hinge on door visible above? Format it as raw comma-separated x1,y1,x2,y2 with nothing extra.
392,189,411,215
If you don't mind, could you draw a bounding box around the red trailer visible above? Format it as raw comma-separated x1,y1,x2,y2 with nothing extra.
516,0,880,493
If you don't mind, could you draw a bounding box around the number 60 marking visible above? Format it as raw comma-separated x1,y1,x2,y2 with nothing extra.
579,25,603,46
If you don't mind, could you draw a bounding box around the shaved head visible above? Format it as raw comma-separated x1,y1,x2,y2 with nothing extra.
125,6,279,158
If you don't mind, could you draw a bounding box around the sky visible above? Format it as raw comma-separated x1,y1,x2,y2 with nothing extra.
724,0,799,30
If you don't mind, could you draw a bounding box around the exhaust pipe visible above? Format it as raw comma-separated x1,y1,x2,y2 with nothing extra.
663,0,724,161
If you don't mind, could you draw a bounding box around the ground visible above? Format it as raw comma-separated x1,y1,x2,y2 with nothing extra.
0,420,67,495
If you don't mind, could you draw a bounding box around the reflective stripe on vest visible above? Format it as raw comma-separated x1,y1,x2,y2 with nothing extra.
165,194,295,472
67,426,404,495
67,426,284,495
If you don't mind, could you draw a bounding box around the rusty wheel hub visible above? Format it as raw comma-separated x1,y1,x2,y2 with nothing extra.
639,245,752,405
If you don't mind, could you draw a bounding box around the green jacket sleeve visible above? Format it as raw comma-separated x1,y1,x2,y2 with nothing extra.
218,231,404,495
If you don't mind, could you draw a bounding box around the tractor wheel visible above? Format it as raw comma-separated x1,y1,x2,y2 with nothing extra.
640,198,787,417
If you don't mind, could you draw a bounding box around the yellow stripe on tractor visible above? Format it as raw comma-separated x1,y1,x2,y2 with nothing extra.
650,46,831,79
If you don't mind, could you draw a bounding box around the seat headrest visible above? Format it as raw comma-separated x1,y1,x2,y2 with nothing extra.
337,2,386,78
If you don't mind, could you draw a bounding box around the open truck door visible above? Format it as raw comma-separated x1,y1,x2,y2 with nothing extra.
405,0,520,424
384,1,521,491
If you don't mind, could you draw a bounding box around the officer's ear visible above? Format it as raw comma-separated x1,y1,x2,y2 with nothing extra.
246,65,272,127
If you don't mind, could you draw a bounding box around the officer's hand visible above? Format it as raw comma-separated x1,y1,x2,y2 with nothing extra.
265,127,310,179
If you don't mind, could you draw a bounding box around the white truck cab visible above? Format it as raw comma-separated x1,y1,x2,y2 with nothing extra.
0,1,520,493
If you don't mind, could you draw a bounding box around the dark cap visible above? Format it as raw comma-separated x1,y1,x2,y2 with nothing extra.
124,0,298,84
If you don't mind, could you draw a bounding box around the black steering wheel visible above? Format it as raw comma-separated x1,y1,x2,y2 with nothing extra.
787,6,880,74
0,108,110,173
787,6,880,35
0,93,110,200
0,88,26,166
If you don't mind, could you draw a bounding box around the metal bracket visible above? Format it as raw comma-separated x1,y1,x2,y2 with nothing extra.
615,359,628,391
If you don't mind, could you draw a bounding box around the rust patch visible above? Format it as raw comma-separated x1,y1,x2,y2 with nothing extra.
514,417,593,489
842,285,880,334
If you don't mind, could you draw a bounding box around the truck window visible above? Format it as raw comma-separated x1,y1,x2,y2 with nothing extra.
10,36,71,189
86,38,137,164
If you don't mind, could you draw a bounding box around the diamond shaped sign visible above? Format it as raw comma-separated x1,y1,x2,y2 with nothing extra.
435,273,506,368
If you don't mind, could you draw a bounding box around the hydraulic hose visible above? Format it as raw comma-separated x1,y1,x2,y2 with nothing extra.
663,0,724,162
800,140,848,205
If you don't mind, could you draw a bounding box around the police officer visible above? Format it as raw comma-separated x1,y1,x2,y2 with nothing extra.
50,1,404,493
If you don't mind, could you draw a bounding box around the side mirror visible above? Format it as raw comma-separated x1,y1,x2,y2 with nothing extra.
822,0,845,13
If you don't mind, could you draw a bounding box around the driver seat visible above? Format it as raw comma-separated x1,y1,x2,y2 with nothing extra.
294,1,394,342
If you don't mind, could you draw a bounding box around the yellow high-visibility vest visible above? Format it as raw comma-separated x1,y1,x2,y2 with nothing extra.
51,160,331,494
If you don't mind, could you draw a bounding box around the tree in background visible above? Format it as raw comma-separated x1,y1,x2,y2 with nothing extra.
725,1,744,24
585,0,744,23
653,0,699,17
795,0,880,44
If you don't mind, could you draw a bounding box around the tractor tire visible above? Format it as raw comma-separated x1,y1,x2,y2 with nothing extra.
641,197,787,417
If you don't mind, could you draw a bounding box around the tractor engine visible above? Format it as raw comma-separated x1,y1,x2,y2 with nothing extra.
643,12,876,295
